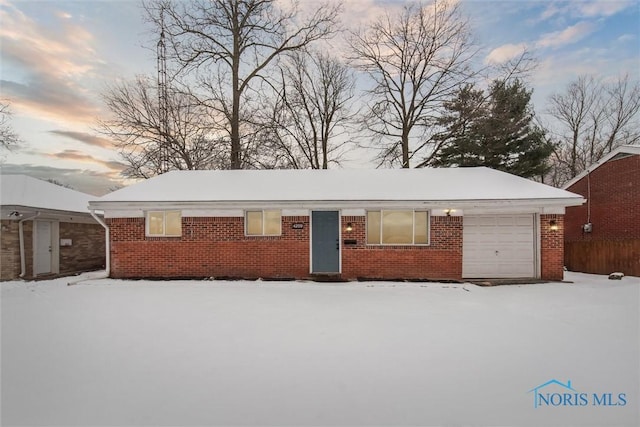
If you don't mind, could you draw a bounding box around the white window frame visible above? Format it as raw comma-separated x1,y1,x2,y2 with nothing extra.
366,209,430,246
245,210,282,236
146,210,182,237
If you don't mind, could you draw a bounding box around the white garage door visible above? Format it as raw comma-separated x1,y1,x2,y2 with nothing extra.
463,214,536,278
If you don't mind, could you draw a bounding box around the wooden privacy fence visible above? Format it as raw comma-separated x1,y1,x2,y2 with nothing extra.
565,239,640,277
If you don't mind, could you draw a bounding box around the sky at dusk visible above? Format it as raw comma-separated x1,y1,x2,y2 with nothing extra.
1,0,639,195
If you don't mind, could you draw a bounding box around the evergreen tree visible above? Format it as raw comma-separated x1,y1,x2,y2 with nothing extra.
431,84,486,168
432,79,552,178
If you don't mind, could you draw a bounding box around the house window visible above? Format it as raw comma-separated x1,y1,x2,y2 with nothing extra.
246,210,282,236
146,211,182,236
367,210,429,245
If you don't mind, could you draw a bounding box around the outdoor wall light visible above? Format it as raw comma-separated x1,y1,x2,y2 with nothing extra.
549,219,559,231
345,223,353,232
8,211,22,218
444,209,456,216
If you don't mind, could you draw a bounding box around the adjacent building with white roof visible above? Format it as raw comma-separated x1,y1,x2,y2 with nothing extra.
1,175,105,280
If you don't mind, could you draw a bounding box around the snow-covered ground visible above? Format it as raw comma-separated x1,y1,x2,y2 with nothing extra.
2,272,638,426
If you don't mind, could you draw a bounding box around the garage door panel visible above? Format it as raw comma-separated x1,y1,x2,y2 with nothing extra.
477,217,498,226
496,217,518,226
516,216,534,226
463,214,536,278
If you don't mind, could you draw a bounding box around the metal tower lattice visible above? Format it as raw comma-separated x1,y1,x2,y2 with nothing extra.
157,7,170,174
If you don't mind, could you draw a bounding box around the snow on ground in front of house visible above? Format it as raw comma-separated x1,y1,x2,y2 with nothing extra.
2,272,638,426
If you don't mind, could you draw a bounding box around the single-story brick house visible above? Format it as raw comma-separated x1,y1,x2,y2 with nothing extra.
563,145,640,277
89,167,583,281
1,175,106,280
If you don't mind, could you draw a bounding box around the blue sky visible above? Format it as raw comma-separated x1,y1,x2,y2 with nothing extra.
1,0,638,195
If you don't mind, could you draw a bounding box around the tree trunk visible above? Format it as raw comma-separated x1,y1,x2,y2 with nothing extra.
231,9,241,170
570,129,578,178
231,89,241,169
402,130,410,168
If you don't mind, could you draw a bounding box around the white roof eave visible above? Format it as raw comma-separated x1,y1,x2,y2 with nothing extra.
1,204,94,217
89,197,585,211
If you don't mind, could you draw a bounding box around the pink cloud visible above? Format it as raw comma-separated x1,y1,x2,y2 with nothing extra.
48,149,125,171
48,130,115,150
0,1,103,125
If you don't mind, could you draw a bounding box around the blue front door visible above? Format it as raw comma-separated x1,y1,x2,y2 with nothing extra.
311,211,340,273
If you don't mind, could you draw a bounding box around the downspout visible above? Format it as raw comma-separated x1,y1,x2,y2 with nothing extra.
89,209,110,277
586,171,592,225
19,212,40,278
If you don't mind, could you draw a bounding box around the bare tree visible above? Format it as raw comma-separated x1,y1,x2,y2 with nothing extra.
98,75,227,179
144,0,341,170
349,0,478,168
493,49,538,84
546,74,640,185
547,76,602,179
258,50,356,169
0,101,20,150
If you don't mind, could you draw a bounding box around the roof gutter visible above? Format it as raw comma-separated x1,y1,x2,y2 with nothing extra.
18,212,40,278
89,208,110,277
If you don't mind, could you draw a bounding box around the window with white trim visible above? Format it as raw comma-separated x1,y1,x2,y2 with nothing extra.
245,210,282,236
367,210,429,245
146,211,182,236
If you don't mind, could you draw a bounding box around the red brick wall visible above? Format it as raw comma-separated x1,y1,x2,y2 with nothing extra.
0,220,32,281
341,215,462,280
108,215,463,280
109,214,561,281
108,216,310,279
1,220,21,280
1,220,103,280
565,154,640,241
59,222,105,274
540,214,564,281
563,154,639,275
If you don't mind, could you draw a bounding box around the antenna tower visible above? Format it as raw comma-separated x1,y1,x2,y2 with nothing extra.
157,6,170,173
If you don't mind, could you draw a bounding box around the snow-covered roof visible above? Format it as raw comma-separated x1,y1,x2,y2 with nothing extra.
562,145,640,189
1,174,93,214
92,167,582,207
